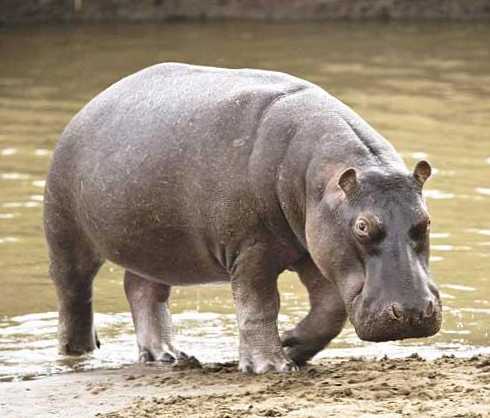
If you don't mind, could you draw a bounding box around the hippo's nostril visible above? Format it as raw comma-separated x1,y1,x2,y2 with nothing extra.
389,304,403,321
424,300,434,318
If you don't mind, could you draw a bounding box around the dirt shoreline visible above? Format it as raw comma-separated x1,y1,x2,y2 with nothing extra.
3,356,490,418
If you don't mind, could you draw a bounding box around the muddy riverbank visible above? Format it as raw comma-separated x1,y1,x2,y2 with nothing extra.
3,356,490,418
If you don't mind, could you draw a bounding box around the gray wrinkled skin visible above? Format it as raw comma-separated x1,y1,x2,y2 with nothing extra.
44,63,442,374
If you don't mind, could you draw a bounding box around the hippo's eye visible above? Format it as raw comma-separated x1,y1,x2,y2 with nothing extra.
353,215,385,243
354,218,370,238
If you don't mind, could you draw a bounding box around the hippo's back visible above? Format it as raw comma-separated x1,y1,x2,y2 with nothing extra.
55,63,316,183
69,63,315,150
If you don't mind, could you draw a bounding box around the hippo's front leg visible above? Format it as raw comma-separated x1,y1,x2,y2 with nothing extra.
231,244,298,374
282,257,347,365
124,271,190,363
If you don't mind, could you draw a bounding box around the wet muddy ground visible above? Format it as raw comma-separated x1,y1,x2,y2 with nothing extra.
3,356,490,418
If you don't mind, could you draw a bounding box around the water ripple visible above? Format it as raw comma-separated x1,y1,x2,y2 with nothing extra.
1,148,17,156
476,187,490,196
0,173,31,180
424,190,455,200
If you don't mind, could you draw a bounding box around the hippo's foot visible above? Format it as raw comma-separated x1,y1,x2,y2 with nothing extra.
139,346,201,366
239,351,299,374
59,333,100,356
139,348,194,363
281,331,324,367
58,315,101,356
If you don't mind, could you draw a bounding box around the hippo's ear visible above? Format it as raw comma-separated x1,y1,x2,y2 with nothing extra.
338,168,358,196
413,160,432,187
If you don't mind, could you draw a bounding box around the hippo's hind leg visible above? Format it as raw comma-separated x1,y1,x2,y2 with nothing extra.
44,204,103,355
124,271,190,363
282,257,347,365
231,243,298,374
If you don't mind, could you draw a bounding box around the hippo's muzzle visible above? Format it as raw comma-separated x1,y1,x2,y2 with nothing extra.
350,283,442,342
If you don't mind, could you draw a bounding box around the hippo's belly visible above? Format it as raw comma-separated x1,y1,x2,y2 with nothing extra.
104,226,231,286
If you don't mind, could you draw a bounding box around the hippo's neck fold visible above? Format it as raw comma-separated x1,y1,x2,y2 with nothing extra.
274,104,408,264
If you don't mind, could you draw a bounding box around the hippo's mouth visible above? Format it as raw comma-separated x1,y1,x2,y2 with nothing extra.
348,289,443,343
352,306,442,342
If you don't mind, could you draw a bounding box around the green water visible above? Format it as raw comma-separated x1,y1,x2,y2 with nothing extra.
0,21,489,380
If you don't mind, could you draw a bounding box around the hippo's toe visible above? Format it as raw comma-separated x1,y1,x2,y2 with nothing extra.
138,348,194,364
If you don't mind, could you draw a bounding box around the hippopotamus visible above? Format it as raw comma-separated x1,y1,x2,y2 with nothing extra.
44,63,442,373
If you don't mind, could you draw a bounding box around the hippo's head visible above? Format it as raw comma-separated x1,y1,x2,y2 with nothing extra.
306,161,442,342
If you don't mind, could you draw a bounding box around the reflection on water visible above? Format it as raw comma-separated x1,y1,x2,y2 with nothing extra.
0,21,489,380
